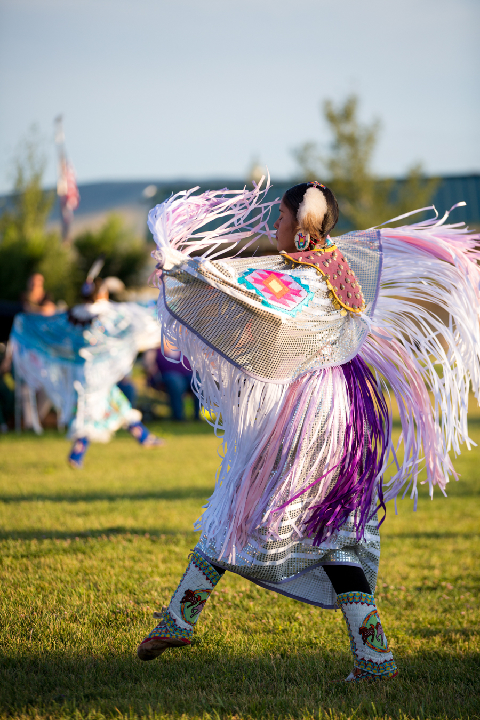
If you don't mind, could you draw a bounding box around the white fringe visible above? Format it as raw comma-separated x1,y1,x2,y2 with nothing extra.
363,211,480,506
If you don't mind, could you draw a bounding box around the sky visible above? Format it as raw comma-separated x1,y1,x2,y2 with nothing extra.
0,0,479,193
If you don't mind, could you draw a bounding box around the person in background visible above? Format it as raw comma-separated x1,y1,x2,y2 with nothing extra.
18,273,56,429
10,271,165,467
21,273,56,316
0,343,14,433
144,340,200,421
65,277,164,467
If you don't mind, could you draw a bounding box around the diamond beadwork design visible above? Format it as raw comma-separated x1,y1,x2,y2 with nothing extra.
238,269,314,317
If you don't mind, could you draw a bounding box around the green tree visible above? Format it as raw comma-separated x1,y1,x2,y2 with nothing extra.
293,95,438,230
74,214,148,289
0,129,150,305
0,128,75,303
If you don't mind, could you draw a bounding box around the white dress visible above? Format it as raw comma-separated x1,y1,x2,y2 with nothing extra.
11,300,161,441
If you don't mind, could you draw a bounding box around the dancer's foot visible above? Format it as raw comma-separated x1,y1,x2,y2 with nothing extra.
137,634,190,661
128,421,164,447
137,611,192,661
137,553,222,662
345,667,398,683
141,433,165,448
68,437,89,468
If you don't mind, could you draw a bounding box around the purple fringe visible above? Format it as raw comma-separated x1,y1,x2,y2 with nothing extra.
304,356,389,545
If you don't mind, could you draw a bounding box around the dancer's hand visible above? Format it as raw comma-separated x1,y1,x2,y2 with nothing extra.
155,247,186,271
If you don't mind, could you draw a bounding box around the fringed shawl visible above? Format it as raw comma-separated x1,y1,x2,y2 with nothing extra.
149,181,480,562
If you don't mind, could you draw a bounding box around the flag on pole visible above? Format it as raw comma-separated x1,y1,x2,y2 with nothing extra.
57,160,79,212
54,115,80,241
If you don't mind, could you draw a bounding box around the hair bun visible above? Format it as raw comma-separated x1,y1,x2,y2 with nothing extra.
283,181,339,242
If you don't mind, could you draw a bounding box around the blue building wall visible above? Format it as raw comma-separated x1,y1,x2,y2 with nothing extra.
3,174,479,229
145,174,480,232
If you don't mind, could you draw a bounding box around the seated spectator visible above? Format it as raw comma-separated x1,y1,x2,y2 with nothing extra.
17,273,56,429
0,344,14,433
144,341,200,421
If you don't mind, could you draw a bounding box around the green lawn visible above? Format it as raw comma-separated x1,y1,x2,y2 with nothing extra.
0,406,479,720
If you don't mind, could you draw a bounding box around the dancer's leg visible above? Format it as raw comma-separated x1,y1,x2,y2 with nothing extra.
323,564,371,594
162,372,188,421
323,564,397,682
137,550,224,661
117,377,136,406
68,437,90,468
128,421,164,447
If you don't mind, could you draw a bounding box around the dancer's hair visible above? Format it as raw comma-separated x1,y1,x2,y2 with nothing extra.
283,182,339,241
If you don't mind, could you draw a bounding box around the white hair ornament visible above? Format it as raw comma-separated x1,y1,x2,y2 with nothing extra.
297,184,328,237
293,181,329,251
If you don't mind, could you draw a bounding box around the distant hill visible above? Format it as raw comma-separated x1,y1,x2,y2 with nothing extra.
2,175,479,238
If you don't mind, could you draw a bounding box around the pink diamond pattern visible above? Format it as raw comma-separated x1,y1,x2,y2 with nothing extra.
239,269,312,313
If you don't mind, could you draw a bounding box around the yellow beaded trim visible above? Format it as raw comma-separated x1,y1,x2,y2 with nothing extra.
312,243,337,253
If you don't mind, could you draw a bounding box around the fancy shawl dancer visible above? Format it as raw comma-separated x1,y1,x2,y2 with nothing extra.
11,275,164,468
137,180,480,682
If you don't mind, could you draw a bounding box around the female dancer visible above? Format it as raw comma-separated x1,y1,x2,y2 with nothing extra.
137,180,480,682
11,276,164,467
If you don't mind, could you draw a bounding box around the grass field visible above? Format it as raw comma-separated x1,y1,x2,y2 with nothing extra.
0,405,479,720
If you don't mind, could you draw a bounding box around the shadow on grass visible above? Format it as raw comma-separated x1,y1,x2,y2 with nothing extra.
408,627,479,638
118,420,215,438
0,647,479,719
384,481,479,504
2,421,215,443
0,487,209,504
0,527,198,542
382,531,475,540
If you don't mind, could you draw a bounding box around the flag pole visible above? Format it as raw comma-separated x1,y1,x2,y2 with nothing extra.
54,115,79,242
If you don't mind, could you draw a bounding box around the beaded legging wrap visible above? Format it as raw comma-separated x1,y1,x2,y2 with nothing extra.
144,551,223,644
337,591,397,679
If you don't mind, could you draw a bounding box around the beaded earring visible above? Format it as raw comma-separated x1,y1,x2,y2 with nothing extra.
294,231,310,251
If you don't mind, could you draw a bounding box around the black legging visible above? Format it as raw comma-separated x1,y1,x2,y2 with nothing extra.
323,563,371,595
210,560,371,595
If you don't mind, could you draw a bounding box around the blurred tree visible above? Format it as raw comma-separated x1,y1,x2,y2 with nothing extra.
293,95,439,230
0,127,75,303
0,129,149,305
74,214,148,289
247,156,267,186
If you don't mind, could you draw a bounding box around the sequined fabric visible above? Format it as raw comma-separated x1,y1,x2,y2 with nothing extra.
197,510,380,609
196,374,380,609
192,330,381,608
162,231,381,383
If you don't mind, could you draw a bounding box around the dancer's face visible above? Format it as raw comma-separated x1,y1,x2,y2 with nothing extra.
274,198,298,253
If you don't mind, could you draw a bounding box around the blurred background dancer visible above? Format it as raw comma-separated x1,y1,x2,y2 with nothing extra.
10,262,165,467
